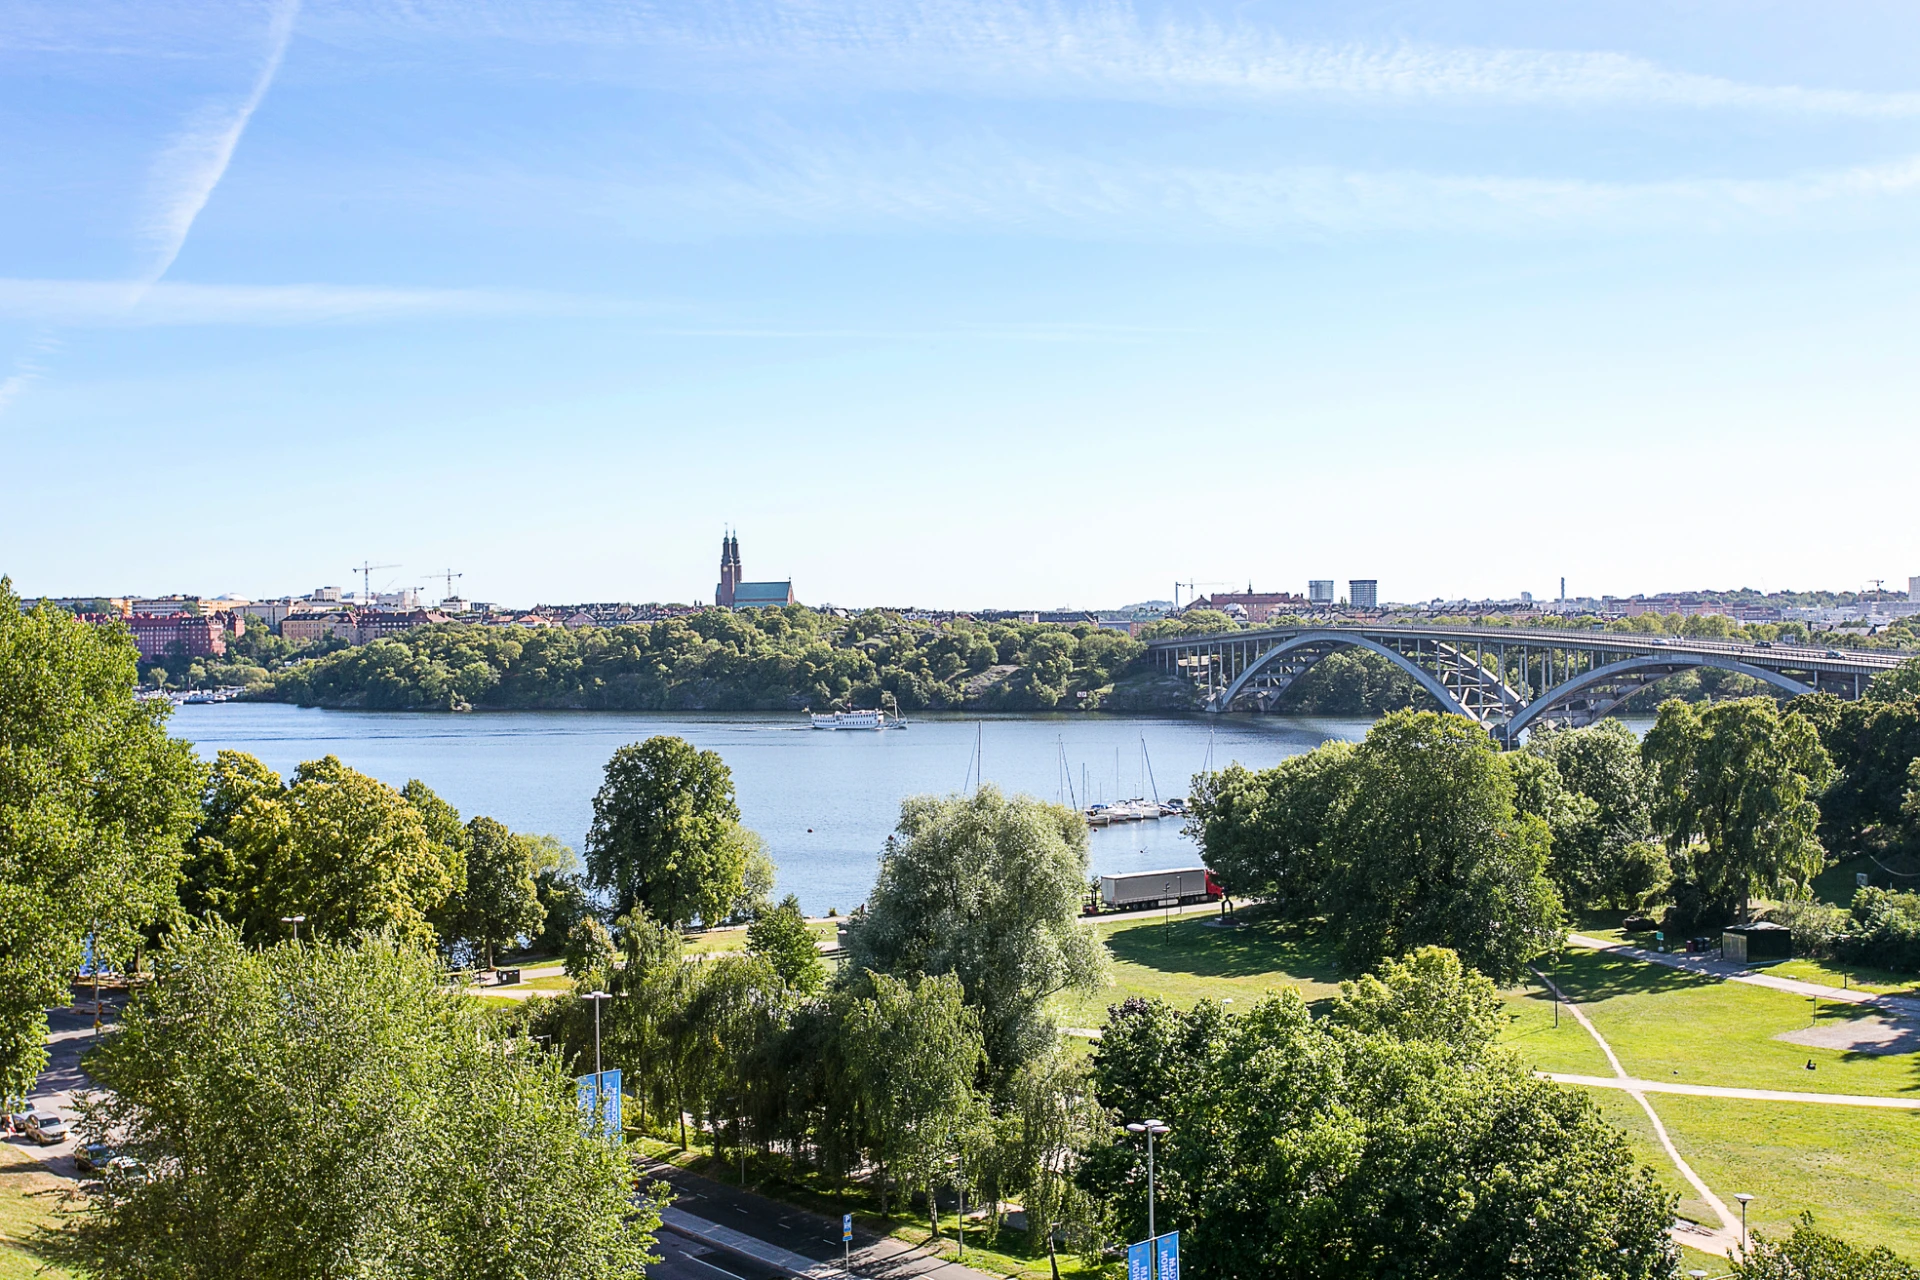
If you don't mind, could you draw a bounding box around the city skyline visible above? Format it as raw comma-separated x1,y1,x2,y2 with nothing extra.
4,1,1919,607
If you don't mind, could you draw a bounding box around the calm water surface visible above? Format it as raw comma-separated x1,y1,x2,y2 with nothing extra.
168,706,1373,914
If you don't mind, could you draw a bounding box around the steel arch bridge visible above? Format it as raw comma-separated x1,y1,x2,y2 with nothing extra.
1146,623,1908,744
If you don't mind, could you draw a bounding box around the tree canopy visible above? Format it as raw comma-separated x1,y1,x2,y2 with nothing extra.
1080,973,1676,1280
268,608,1154,713
1644,697,1833,923
62,925,659,1280
1190,711,1564,982
586,736,752,927
179,752,465,944
844,787,1103,1082
0,584,202,1097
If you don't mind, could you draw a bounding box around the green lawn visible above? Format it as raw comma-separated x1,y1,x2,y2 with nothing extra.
1653,1094,1920,1259
1052,910,1346,1030
1548,945,1920,1098
1499,985,1616,1076
0,1146,77,1280
1766,957,1920,998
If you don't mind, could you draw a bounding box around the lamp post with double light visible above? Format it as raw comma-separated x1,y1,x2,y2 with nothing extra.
280,915,306,943
1126,1119,1170,1254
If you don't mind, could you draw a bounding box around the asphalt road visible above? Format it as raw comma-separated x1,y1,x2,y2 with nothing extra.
640,1158,1003,1280
4,989,122,1179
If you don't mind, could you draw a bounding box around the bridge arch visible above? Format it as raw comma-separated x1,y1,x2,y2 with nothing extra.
1502,654,1815,741
1213,631,1472,719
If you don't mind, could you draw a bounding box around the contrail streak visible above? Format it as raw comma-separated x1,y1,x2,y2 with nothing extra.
137,0,301,293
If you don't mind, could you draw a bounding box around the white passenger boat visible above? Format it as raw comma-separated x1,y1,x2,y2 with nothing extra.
809,709,903,730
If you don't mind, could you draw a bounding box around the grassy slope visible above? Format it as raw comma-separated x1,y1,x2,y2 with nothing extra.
1655,1095,1920,1258
0,1145,76,1280
1546,945,1920,1098
1053,912,1346,1029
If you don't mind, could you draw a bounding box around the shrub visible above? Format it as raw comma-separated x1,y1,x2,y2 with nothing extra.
1835,887,1920,973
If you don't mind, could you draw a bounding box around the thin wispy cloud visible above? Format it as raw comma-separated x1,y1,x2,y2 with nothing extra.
307,0,1920,119
604,141,1920,239
0,279,646,327
138,0,301,289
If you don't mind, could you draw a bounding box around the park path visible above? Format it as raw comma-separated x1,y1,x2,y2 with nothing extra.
1543,1072,1920,1109
1531,968,1743,1257
1566,933,1920,1019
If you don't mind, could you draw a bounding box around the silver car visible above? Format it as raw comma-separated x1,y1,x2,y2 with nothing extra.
24,1114,68,1145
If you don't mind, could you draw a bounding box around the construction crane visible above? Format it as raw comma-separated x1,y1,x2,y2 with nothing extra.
437,568,463,602
351,561,399,603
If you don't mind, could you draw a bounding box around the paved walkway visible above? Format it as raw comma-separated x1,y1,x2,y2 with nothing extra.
1566,933,1920,1020
1544,1072,1920,1109
1531,968,1743,1257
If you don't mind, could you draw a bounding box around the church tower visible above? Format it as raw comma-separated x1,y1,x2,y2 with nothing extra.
716,531,741,607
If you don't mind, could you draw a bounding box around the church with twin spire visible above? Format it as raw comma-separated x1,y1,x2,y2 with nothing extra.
714,531,796,609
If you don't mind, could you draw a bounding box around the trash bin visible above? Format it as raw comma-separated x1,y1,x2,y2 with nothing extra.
496,968,521,986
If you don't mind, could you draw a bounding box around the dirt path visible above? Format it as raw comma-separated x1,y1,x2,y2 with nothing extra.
1531,968,1743,1257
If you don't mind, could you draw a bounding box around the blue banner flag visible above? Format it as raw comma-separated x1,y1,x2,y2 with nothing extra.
1156,1232,1180,1280
575,1070,623,1142
1127,1240,1152,1280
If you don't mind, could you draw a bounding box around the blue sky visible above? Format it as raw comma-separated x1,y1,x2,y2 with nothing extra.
3,0,1917,609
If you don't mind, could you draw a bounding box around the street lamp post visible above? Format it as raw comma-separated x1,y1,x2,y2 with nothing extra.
1126,1118,1170,1271
584,991,613,1139
1735,1192,1755,1249
280,915,306,943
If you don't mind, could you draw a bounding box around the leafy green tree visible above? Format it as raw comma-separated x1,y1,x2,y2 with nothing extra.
1731,1215,1919,1279
845,787,1103,1083
452,816,548,969
1644,697,1834,921
586,736,749,926
1524,721,1666,908
1325,945,1504,1059
1324,711,1564,982
841,970,986,1222
563,915,617,982
0,585,203,1098
748,894,826,993
1187,746,1355,916
59,924,658,1279
1867,657,1920,704
1787,692,1920,852
1081,988,1676,1280
178,753,463,944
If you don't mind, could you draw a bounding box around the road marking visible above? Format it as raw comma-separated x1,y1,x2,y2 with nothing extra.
691,1258,747,1280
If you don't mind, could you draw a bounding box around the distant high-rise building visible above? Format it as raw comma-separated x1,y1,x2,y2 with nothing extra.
1308,579,1335,606
1349,579,1379,610
1911,575,1920,603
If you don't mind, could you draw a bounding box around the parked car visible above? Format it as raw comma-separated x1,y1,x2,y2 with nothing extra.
1,1112,28,1137
76,1142,114,1173
103,1156,148,1186
24,1114,68,1146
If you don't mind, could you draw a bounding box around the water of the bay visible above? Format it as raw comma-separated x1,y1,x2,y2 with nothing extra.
167,706,1373,914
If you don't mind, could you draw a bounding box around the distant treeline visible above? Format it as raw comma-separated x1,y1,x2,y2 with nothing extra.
266,608,1163,713
259,605,1848,716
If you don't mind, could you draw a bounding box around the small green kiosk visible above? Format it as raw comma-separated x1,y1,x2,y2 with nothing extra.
1721,921,1792,964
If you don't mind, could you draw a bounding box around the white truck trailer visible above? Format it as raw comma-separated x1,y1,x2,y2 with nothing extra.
1099,867,1221,911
